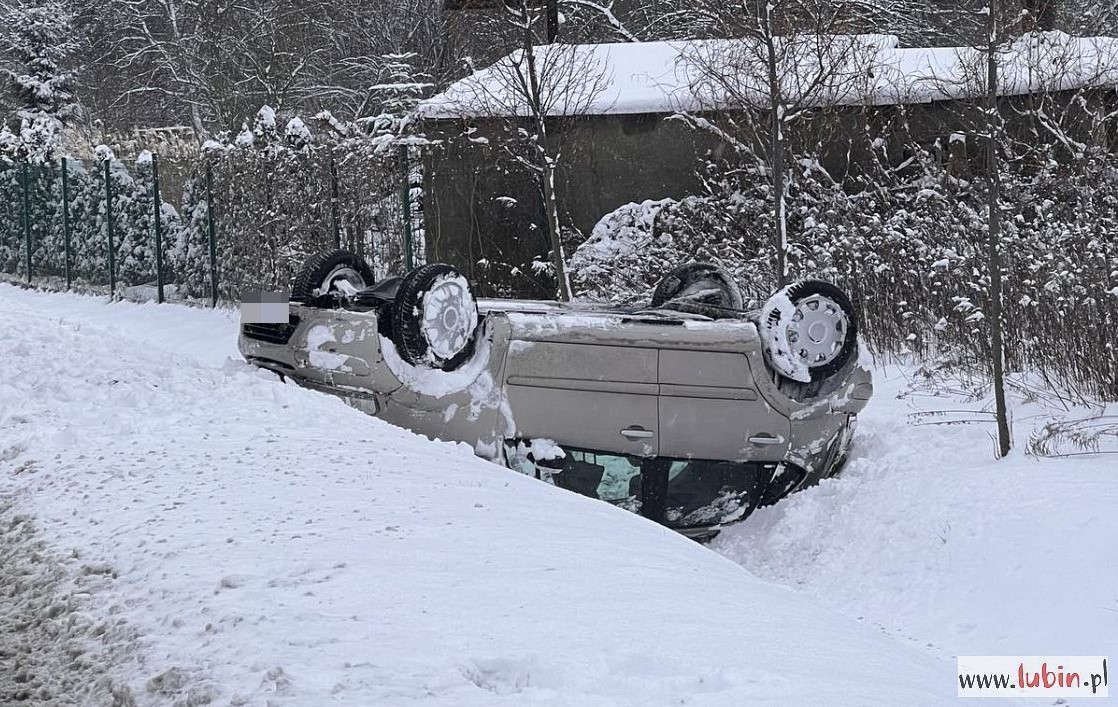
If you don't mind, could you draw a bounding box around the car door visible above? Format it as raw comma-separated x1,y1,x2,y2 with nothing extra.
657,349,790,462
504,341,659,457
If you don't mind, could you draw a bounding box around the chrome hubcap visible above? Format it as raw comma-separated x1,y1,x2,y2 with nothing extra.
786,294,848,366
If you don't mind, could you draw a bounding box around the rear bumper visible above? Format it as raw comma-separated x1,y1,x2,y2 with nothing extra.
240,335,300,373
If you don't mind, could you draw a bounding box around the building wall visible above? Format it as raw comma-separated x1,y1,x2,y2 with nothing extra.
423,113,717,297
422,88,1117,297
555,114,716,234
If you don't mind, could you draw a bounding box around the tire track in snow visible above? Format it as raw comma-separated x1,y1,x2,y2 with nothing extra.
0,495,139,705
0,291,226,706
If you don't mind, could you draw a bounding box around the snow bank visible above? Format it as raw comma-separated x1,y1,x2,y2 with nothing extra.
0,285,951,704
419,31,1118,119
715,366,1118,660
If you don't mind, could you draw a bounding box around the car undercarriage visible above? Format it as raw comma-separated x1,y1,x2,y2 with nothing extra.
240,250,873,539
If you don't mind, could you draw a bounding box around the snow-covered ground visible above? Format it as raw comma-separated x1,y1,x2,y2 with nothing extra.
714,365,1118,661
1,284,1111,705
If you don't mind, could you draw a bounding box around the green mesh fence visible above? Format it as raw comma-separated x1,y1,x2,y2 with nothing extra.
0,147,419,304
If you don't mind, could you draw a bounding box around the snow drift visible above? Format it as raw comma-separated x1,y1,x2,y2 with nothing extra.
0,285,951,705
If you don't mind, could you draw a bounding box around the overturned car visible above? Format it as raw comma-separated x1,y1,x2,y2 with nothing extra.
239,250,872,539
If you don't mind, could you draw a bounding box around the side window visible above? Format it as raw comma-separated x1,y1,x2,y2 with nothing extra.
569,450,641,505
505,441,539,478
663,460,765,527
504,441,642,511
503,441,768,528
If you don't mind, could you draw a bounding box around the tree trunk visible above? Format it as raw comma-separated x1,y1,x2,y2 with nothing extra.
1022,0,1056,31
546,0,560,42
986,3,1012,458
189,104,208,143
772,110,788,287
541,157,571,300
760,2,788,287
521,11,571,301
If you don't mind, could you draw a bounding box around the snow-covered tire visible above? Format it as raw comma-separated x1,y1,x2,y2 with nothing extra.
760,280,857,383
391,263,479,370
291,249,373,301
650,262,744,310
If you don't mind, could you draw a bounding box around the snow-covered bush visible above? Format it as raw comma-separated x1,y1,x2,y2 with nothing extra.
571,142,1118,400
185,106,421,298
571,158,783,307
569,199,675,304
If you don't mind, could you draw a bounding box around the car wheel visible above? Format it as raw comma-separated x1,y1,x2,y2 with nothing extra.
760,280,858,383
391,263,479,370
291,249,374,301
651,262,744,310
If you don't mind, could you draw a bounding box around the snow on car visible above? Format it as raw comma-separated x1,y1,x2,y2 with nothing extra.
239,250,873,539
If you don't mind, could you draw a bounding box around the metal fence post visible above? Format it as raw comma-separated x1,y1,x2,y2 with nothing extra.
151,154,165,303
19,164,32,283
104,159,116,296
61,157,72,289
205,161,219,307
401,146,414,271
329,154,341,249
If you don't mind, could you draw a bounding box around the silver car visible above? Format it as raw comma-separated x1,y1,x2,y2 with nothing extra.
239,250,872,539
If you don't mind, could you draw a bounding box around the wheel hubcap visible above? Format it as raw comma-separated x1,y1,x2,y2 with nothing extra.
321,265,365,295
786,294,848,366
442,307,460,330
422,277,477,361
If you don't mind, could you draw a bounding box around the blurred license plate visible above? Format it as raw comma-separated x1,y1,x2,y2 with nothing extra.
241,291,290,324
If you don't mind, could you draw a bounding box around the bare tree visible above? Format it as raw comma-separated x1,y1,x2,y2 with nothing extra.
680,0,878,285
437,3,611,300
556,0,639,41
981,13,1118,454
981,0,1013,457
309,0,451,117
896,0,1015,456
623,0,949,44
77,0,452,137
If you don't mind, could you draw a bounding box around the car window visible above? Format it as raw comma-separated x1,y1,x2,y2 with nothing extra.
504,442,642,512
663,460,764,528
568,450,641,505
504,441,767,528
505,442,538,478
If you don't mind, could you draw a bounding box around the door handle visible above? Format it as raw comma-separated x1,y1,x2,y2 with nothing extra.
620,426,655,440
749,434,785,446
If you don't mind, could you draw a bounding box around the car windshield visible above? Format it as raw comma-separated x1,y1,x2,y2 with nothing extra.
506,442,768,529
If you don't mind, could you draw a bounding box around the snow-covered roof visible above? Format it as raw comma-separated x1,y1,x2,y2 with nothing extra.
418,31,1118,119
